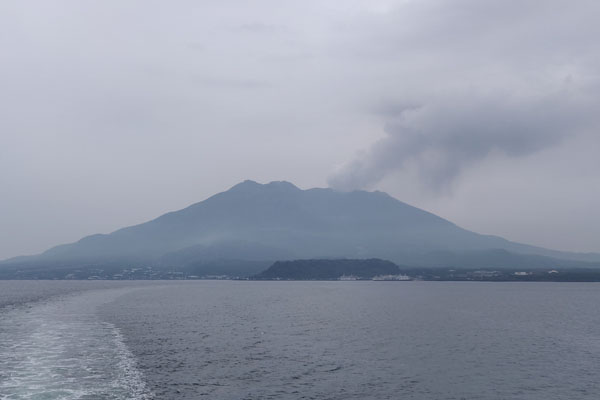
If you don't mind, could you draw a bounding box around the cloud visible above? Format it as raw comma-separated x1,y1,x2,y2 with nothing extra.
328,0,600,193
1,0,600,257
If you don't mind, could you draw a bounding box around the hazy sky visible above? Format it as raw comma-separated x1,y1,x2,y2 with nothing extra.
1,0,599,260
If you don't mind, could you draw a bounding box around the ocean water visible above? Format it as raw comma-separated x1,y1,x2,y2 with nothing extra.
0,281,152,400
1,281,599,399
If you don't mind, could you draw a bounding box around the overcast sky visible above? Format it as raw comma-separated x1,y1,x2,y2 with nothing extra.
1,0,599,260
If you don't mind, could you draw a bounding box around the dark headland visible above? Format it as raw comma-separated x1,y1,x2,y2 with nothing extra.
252,259,407,280
1,180,599,281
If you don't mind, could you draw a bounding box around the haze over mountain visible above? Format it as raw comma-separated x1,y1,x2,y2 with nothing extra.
3,180,599,273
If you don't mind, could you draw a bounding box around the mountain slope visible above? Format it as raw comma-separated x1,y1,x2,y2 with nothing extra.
3,180,600,269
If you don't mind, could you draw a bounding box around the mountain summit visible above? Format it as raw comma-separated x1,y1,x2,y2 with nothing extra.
3,180,599,274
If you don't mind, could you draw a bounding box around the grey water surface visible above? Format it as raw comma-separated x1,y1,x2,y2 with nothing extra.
1,281,599,399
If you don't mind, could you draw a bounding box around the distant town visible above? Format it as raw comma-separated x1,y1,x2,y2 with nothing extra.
2,263,600,282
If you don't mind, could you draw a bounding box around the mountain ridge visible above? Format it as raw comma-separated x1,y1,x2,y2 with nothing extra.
3,180,600,270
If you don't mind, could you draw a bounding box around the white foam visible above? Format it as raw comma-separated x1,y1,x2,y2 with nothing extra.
0,288,153,400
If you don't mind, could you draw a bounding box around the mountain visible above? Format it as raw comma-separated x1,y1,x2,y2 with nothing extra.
3,180,600,275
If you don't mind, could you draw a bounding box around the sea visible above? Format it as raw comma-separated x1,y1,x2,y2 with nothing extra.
1,280,599,400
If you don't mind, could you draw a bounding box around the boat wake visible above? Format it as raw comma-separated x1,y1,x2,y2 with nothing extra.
0,288,152,400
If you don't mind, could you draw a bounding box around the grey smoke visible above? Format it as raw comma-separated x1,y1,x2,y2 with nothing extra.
326,0,600,193
328,88,597,192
